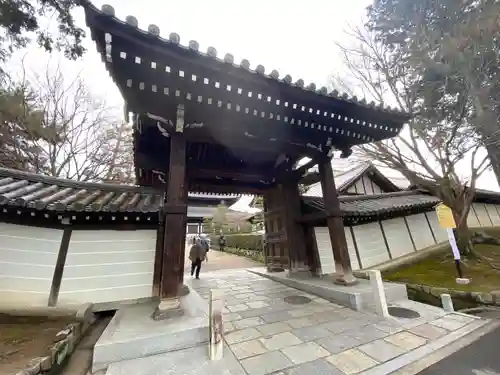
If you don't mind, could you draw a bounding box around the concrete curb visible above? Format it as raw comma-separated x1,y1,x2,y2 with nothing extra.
360,318,497,375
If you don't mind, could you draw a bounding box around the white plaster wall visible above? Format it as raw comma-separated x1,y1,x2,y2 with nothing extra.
353,179,366,195
381,218,415,259
313,227,360,274
362,176,374,194
406,213,437,250
485,204,500,226
372,183,383,194
344,227,360,271
473,203,493,227
425,211,448,243
467,206,481,227
346,177,387,195
0,223,62,305
58,230,156,305
353,222,390,268
314,227,336,275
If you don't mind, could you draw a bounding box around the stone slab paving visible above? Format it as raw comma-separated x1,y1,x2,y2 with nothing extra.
186,269,491,375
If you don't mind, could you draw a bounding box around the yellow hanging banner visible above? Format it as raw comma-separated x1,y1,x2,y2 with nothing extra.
435,203,456,229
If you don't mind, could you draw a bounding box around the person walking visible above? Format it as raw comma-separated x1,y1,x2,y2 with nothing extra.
219,233,226,252
189,238,208,279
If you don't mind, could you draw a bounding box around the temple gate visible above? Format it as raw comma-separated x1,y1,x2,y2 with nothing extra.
82,1,410,313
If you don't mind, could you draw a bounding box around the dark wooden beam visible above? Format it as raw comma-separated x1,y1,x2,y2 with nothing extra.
292,158,320,181
296,210,344,224
300,171,320,186
281,182,310,273
319,157,356,285
48,223,72,306
189,182,266,195
161,131,188,299
187,168,271,182
140,117,323,160
189,178,272,194
152,218,165,297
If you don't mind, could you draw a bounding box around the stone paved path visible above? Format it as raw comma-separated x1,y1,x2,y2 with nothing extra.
183,248,261,274
188,269,485,375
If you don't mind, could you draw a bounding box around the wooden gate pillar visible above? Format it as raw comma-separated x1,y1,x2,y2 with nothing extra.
160,132,189,300
318,158,357,285
263,183,311,274
280,182,310,275
263,189,287,272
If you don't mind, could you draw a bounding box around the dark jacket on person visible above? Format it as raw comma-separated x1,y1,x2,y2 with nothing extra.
189,242,208,262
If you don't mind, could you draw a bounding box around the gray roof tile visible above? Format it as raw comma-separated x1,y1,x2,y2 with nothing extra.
302,191,441,217
0,168,164,213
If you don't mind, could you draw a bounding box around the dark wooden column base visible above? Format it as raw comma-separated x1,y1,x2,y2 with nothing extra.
152,296,185,320
334,273,358,286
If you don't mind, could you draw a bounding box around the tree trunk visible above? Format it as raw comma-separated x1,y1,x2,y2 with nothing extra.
485,143,500,187
453,209,473,257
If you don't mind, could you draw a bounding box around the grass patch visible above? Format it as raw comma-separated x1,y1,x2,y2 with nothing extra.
384,243,500,292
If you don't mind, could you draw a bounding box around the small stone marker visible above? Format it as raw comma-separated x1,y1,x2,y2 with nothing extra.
209,289,224,360
440,293,455,312
368,269,390,318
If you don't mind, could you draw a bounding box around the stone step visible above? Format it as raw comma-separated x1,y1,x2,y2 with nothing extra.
249,268,408,311
92,290,209,373
104,342,245,375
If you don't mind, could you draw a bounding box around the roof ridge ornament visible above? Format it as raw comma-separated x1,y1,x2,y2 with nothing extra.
189,40,199,51
125,15,138,27
148,24,160,36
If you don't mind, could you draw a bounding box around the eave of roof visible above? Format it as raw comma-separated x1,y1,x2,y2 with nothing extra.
302,190,441,218
0,167,163,214
82,2,411,122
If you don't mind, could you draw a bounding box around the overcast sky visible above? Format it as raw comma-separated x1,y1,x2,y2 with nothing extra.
6,0,500,210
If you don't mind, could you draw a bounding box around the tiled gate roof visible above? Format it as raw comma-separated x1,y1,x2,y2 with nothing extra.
302,191,441,224
0,167,164,215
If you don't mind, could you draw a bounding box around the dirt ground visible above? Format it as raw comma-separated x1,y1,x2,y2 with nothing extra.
0,313,75,374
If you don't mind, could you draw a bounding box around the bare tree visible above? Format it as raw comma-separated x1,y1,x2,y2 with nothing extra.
4,59,136,183
102,120,136,184
0,74,46,171
335,24,491,255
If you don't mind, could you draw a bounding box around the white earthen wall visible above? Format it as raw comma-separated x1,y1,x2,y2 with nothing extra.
313,204,500,272
352,222,390,268
0,223,62,305
381,217,415,259
473,203,493,227
467,205,481,227
58,230,156,305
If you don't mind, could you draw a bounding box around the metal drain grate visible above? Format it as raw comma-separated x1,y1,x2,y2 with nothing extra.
388,306,421,319
284,295,312,305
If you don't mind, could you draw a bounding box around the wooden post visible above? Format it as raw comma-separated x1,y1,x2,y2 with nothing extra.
209,289,224,360
304,226,321,276
318,158,357,285
281,182,310,276
152,216,165,297
161,131,188,299
48,218,72,307
153,105,189,321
